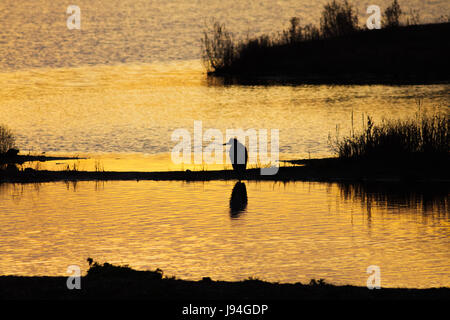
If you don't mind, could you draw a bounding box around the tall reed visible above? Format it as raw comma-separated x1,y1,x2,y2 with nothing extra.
202,0,359,73
330,111,449,160
0,124,15,154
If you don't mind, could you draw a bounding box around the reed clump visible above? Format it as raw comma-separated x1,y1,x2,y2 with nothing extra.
201,0,366,73
202,1,449,83
0,125,16,155
331,112,449,161
201,0,357,73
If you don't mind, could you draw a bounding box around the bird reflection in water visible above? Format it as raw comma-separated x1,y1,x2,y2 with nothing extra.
229,181,248,217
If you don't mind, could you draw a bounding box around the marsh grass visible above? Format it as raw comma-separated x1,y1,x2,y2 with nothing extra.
65,161,81,172
320,0,358,38
330,111,449,162
201,17,320,74
94,159,104,172
201,1,448,82
201,1,364,73
0,125,16,155
201,21,235,73
384,0,402,28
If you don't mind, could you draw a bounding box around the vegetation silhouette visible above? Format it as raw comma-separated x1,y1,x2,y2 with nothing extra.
86,258,163,280
320,0,358,38
0,125,82,173
1,259,449,300
384,0,402,28
1,110,447,184
0,125,16,155
329,111,449,163
202,0,450,84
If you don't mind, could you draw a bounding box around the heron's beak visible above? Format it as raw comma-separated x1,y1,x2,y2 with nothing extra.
222,143,227,146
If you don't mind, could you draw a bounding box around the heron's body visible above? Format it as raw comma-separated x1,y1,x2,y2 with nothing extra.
225,138,248,175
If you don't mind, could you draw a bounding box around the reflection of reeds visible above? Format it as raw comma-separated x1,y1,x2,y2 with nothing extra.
338,182,449,216
0,182,41,203
64,180,78,191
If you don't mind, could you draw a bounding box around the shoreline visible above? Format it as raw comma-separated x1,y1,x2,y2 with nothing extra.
0,154,84,165
1,273,448,300
1,157,448,184
1,167,448,184
207,73,450,86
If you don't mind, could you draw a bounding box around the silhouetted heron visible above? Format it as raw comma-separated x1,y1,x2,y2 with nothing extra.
223,138,248,176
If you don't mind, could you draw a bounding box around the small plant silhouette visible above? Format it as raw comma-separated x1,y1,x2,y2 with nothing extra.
309,278,327,286
85,258,163,280
384,0,402,28
0,125,16,154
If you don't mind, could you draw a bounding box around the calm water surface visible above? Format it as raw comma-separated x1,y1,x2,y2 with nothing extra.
0,1,449,287
1,61,448,164
1,0,449,160
1,0,448,70
0,181,448,288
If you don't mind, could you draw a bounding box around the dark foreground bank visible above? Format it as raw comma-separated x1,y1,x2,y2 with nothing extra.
0,262,448,300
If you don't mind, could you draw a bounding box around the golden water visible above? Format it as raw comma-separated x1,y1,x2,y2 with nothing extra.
0,0,449,287
1,61,448,163
0,181,448,288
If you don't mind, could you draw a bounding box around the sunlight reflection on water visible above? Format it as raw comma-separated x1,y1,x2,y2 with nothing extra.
0,180,448,288
1,61,448,160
